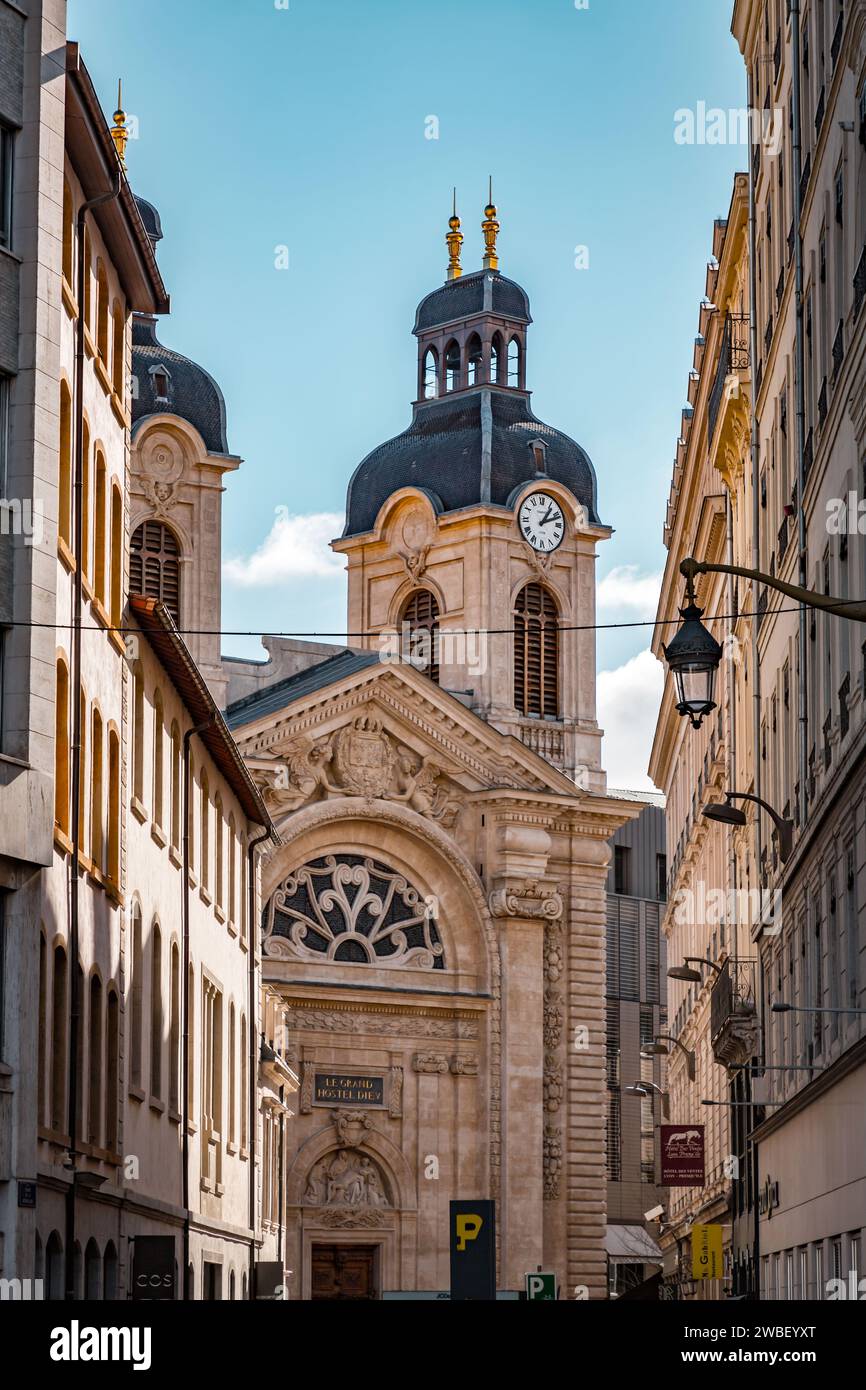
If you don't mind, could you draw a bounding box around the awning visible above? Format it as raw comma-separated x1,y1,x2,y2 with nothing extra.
605,1224,663,1264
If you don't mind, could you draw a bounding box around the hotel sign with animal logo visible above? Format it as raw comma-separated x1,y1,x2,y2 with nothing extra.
314,1072,385,1107
660,1124,705,1186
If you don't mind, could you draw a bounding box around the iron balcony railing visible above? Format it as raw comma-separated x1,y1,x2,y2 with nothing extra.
710,958,758,1054
708,313,750,442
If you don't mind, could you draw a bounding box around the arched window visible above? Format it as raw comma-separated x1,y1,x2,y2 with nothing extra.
62,180,74,286
50,945,67,1132
130,904,143,1089
200,770,210,892
47,1232,64,1300
77,688,87,851
84,1239,101,1301
490,331,504,384
214,792,224,911
153,688,165,829
444,338,461,392
188,753,196,875
90,707,103,868
229,1270,236,1301
35,1231,44,1284
106,988,119,1150
38,933,47,1126
422,347,438,400
88,973,102,1146
132,663,145,806
150,923,163,1100
103,1242,118,1301
169,943,180,1113
401,588,440,683
74,961,84,1139
187,964,196,1111
507,336,521,387
96,260,109,360
54,657,70,836
466,332,482,386
240,1013,248,1150
81,418,90,577
130,520,181,623
228,1002,236,1147
93,451,107,605
227,813,237,926
514,582,559,717
170,721,182,851
110,484,123,629
82,226,92,329
111,300,125,396
59,381,72,548
107,727,120,883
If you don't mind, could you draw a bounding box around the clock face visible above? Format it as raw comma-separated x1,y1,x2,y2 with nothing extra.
518,492,565,553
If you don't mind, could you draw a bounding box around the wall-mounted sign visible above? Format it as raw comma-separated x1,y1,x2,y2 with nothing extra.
757,1176,780,1218
660,1124,705,1186
450,1200,496,1301
313,1072,385,1107
691,1224,723,1280
131,1236,175,1300
17,1181,36,1208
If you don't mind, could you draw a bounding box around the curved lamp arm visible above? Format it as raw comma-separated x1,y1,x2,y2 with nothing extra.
724,790,794,864
680,556,866,624
655,1034,696,1082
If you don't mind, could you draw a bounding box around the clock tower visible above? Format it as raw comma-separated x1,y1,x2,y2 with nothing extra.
333,195,611,791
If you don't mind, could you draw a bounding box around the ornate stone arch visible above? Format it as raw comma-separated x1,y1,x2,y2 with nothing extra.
286,1121,417,1212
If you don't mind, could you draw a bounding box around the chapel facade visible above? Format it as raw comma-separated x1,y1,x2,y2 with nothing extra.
216,201,641,1298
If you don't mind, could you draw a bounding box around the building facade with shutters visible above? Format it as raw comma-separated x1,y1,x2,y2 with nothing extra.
729,0,866,1303
604,796,668,1296
212,204,641,1298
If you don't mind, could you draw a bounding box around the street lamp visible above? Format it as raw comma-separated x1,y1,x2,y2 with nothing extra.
771,1001,866,1016
702,791,794,864
641,1034,696,1082
625,1080,670,1119
661,579,723,730
667,956,721,984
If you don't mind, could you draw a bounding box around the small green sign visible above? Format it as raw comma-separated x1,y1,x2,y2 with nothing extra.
525,1271,557,1300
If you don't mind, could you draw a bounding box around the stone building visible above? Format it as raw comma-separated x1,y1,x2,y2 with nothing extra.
217,205,640,1298
730,0,866,1301
650,177,758,1299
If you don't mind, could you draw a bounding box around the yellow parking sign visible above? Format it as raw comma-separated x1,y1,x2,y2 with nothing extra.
691,1224,723,1280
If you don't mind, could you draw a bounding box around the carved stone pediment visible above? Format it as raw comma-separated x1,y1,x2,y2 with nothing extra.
302,1146,391,1210
252,711,464,829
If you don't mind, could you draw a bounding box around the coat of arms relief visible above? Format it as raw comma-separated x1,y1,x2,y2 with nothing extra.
254,713,464,829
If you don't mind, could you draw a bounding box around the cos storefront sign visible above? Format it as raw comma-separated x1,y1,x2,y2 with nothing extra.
132,1236,176,1300
314,1072,385,1106
660,1125,705,1186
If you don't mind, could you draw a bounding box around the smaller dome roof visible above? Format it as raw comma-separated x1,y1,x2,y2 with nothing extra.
132,317,231,455
414,270,531,334
134,195,163,251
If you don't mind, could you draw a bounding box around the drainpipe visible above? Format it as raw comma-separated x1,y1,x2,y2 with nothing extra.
65,172,121,1302
247,826,272,1299
182,716,216,1300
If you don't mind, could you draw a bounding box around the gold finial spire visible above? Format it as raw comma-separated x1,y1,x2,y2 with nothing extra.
482,176,499,271
110,79,128,170
446,188,463,281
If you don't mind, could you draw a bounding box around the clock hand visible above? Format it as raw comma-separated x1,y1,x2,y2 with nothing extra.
539,507,555,526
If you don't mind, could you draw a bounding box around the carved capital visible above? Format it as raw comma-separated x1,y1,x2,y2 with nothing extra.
413,1052,449,1074
488,878,563,921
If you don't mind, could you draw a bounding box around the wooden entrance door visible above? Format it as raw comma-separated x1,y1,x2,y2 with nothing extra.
311,1245,377,1300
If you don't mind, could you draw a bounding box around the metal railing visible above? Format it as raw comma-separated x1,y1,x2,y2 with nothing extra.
708,313,750,442
710,958,758,1047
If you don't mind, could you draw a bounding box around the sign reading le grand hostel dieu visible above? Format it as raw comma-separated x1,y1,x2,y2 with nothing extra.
314,1073,385,1106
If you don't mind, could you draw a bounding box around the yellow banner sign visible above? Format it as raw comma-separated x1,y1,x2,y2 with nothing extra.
691,1224,723,1280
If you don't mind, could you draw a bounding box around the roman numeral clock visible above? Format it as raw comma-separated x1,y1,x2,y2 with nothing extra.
518,491,566,553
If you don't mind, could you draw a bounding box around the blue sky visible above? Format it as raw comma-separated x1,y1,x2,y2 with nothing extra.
69,0,746,786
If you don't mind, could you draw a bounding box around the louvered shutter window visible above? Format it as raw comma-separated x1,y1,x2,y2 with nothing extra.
401,589,440,684
514,582,558,717
130,521,181,623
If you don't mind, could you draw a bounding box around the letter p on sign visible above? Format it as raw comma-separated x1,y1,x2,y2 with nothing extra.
456,1213,482,1251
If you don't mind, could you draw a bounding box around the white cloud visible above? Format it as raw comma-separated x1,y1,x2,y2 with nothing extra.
224,509,345,587
598,647,664,792
597,565,662,620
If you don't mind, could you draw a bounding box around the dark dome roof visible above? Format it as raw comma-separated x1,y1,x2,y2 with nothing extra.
133,195,163,250
343,388,600,536
132,316,231,455
414,270,531,333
